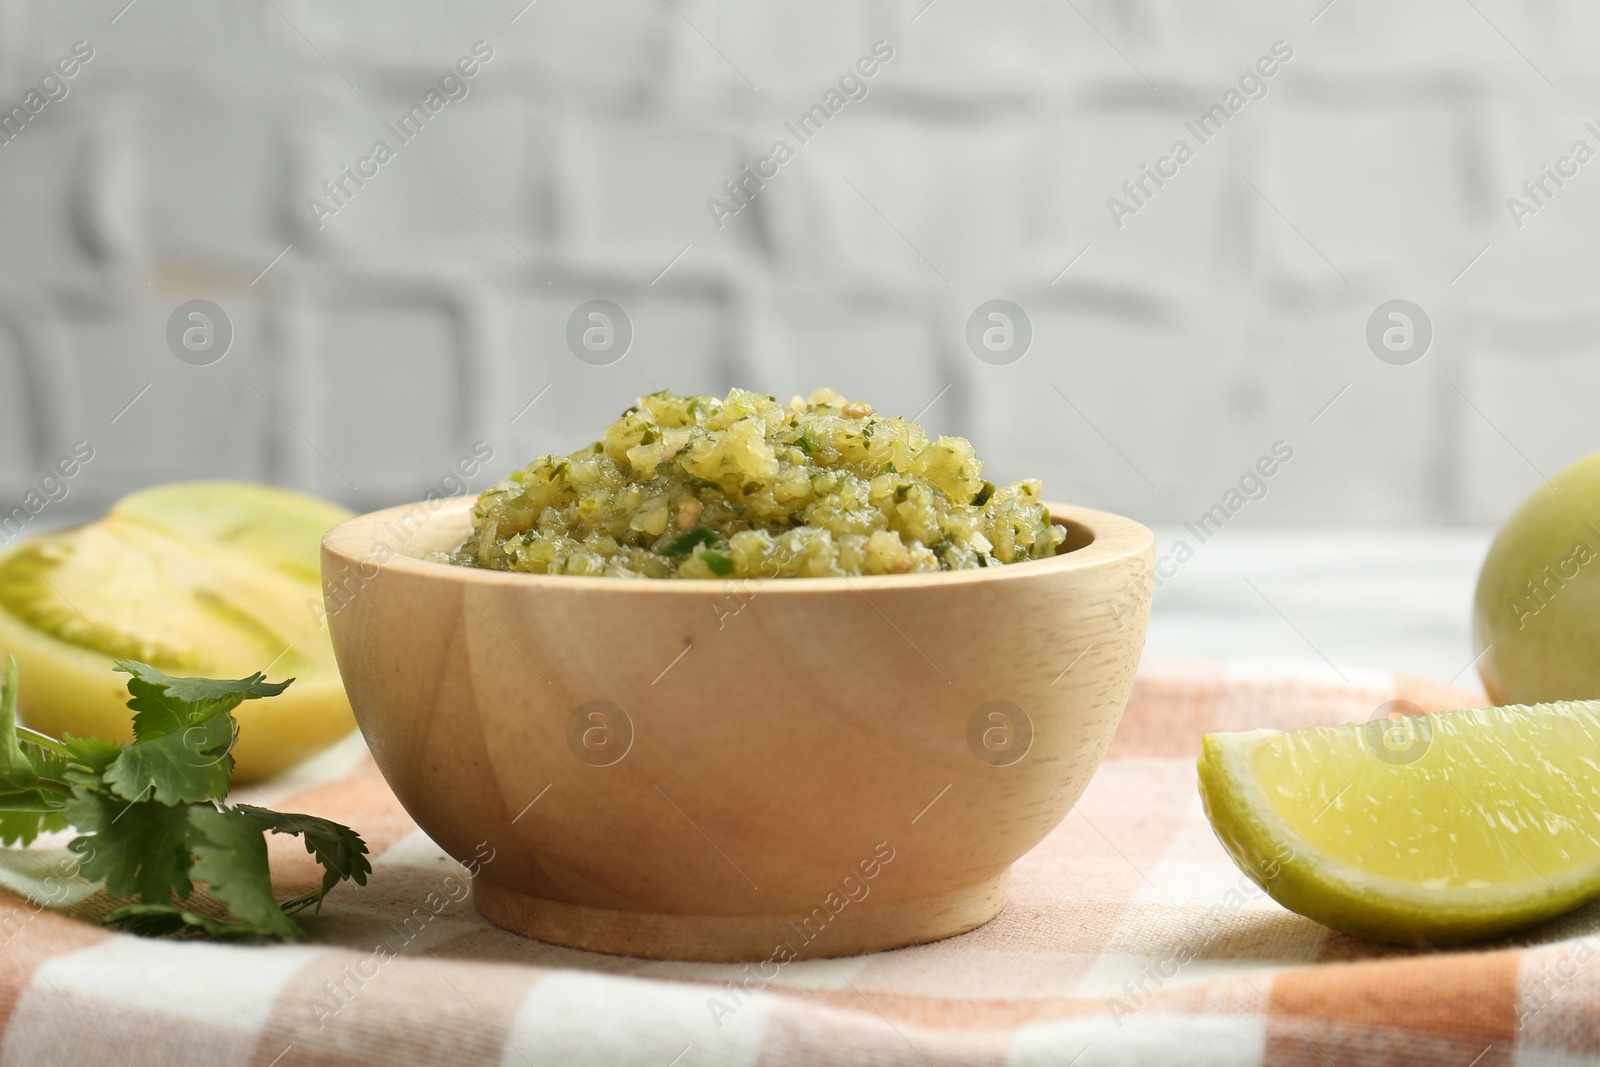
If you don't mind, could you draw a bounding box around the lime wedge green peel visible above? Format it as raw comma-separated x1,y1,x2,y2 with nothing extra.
1198,700,1600,947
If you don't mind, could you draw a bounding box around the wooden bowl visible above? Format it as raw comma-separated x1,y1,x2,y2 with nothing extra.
322,498,1154,961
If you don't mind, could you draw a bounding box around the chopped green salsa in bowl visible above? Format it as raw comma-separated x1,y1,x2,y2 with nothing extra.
433,388,1067,580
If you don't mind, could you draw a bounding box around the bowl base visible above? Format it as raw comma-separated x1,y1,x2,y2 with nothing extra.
472,870,1011,962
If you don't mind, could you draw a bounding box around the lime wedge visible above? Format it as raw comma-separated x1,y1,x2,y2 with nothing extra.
1198,701,1600,946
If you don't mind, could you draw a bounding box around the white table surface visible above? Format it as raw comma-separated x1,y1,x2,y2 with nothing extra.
1145,526,1494,692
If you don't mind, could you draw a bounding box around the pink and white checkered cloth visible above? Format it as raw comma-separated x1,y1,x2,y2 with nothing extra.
0,660,1594,1066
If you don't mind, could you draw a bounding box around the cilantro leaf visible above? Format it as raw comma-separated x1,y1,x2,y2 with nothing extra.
16,741,70,788
60,734,124,795
0,789,73,816
114,662,292,709
102,712,235,805
62,735,123,776
99,662,289,805
187,805,302,940
237,806,371,905
662,525,725,558
102,903,267,941
0,810,67,847
114,662,290,743
66,790,197,904
0,659,369,943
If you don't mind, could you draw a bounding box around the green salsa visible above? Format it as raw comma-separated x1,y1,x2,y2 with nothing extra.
436,388,1066,579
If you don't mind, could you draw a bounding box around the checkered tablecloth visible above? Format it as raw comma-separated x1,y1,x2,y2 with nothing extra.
0,660,1594,1066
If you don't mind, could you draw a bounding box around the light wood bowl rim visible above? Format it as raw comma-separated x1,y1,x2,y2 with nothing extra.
323,496,1153,594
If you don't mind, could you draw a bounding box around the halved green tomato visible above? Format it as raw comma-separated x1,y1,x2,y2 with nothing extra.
111,480,351,586
0,482,355,781
1199,700,1600,946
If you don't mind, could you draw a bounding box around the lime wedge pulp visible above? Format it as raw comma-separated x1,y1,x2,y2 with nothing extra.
1198,701,1600,946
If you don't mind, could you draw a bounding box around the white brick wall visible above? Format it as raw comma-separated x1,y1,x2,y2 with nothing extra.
0,0,1594,527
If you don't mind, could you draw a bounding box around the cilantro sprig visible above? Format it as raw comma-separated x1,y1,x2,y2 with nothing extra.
0,655,370,940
